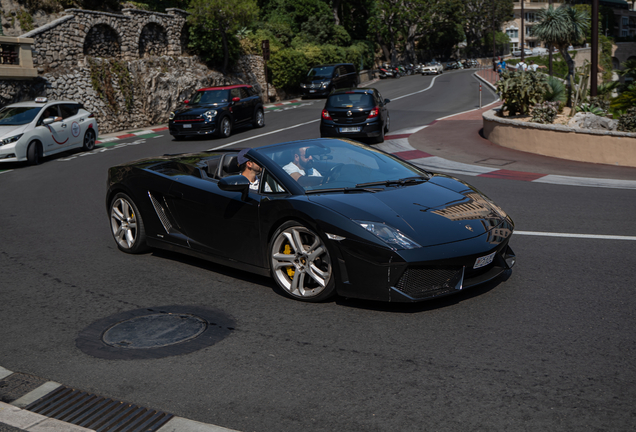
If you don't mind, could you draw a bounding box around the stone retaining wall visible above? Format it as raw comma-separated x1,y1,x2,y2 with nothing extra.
483,108,636,168
22,8,188,72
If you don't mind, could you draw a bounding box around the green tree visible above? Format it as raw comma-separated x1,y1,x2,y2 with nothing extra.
188,0,259,73
532,4,589,95
456,0,513,58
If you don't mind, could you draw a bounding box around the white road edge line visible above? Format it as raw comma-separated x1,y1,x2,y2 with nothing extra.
515,230,636,241
207,119,320,151
0,169,13,175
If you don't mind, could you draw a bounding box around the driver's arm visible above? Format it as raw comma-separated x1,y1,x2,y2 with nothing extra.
289,172,302,181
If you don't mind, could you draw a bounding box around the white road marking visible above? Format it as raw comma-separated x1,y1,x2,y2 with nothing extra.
515,231,636,241
0,170,13,175
207,119,320,151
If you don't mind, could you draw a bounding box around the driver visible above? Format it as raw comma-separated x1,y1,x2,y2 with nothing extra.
237,149,262,191
283,147,322,181
41,107,62,123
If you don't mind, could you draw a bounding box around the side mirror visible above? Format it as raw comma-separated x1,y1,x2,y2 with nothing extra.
219,175,250,200
232,97,240,102
384,98,391,104
42,117,55,125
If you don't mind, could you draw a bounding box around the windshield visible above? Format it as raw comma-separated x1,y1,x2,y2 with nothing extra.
0,106,42,126
255,140,429,193
191,90,229,105
307,66,334,80
326,93,373,108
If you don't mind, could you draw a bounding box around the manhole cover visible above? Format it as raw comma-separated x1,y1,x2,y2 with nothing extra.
77,306,235,360
102,313,207,348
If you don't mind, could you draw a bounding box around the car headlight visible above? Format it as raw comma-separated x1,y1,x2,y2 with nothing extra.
169,112,175,120
355,221,421,250
204,110,217,122
1,134,23,146
321,82,329,88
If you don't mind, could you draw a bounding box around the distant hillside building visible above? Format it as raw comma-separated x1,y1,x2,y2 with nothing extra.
503,0,636,53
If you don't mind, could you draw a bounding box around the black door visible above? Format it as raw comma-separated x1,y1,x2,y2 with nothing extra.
167,175,263,266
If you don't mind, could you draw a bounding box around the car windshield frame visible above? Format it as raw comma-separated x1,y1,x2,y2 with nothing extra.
191,90,229,105
253,139,430,195
0,106,43,126
307,66,334,80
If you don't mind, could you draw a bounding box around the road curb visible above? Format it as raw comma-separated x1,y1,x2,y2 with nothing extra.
0,366,239,432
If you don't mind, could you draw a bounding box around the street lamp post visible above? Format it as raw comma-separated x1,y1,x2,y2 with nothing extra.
521,0,525,62
549,0,553,76
591,0,599,96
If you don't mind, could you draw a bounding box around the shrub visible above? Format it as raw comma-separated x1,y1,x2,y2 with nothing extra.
544,76,567,107
617,107,636,133
531,101,559,124
576,103,606,116
268,47,308,91
496,70,550,116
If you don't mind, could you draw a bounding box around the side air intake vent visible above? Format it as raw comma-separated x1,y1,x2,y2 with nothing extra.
148,192,172,233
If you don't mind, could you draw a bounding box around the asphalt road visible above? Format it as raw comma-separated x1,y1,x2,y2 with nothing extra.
1,69,635,431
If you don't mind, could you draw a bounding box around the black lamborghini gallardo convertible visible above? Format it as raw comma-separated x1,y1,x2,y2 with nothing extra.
106,138,515,302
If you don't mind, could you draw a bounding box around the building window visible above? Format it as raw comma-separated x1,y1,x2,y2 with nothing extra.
622,17,629,27
506,29,519,39
525,13,537,23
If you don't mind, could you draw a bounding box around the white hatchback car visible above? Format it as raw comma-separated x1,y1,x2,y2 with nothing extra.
0,97,99,165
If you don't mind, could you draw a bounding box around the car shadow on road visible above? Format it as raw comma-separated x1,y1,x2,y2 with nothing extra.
150,248,512,313
335,270,512,313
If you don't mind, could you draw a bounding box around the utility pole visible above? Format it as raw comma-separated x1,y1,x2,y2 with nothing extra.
521,0,525,61
548,0,553,76
591,0,599,96
492,0,497,72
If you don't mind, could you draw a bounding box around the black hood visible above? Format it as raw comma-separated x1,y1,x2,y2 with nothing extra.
308,178,509,247
175,103,229,116
302,76,331,85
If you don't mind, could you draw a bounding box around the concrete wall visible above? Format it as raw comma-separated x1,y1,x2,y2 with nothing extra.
483,109,636,168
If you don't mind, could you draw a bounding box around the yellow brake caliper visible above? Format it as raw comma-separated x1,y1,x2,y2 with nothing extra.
284,244,295,278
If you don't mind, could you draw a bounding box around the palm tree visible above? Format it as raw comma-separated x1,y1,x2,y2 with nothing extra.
532,4,590,97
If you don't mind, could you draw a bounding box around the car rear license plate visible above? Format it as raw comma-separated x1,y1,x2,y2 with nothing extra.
183,124,192,128
474,251,496,269
340,127,361,133
309,90,316,93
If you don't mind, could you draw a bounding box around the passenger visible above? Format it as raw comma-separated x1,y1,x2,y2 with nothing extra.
237,148,262,191
283,147,322,181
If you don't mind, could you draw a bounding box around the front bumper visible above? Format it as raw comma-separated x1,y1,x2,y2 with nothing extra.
333,232,515,302
301,87,330,97
169,122,217,137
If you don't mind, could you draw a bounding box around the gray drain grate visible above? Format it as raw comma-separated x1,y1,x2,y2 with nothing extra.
25,386,173,432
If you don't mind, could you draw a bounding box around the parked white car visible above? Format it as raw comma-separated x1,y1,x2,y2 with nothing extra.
0,97,98,165
512,49,533,57
421,62,443,75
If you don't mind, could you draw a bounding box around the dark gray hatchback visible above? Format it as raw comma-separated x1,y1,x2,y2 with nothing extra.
319,88,390,143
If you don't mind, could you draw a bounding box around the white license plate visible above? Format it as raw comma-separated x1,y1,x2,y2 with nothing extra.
309,90,316,93
340,127,361,133
183,124,192,129
474,251,496,269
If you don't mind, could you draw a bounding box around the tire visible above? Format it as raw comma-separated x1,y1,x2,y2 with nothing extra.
253,108,265,128
172,135,184,141
269,221,336,302
218,116,232,138
82,129,96,151
373,124,385,144
26,141,42,165
109,192,149,254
